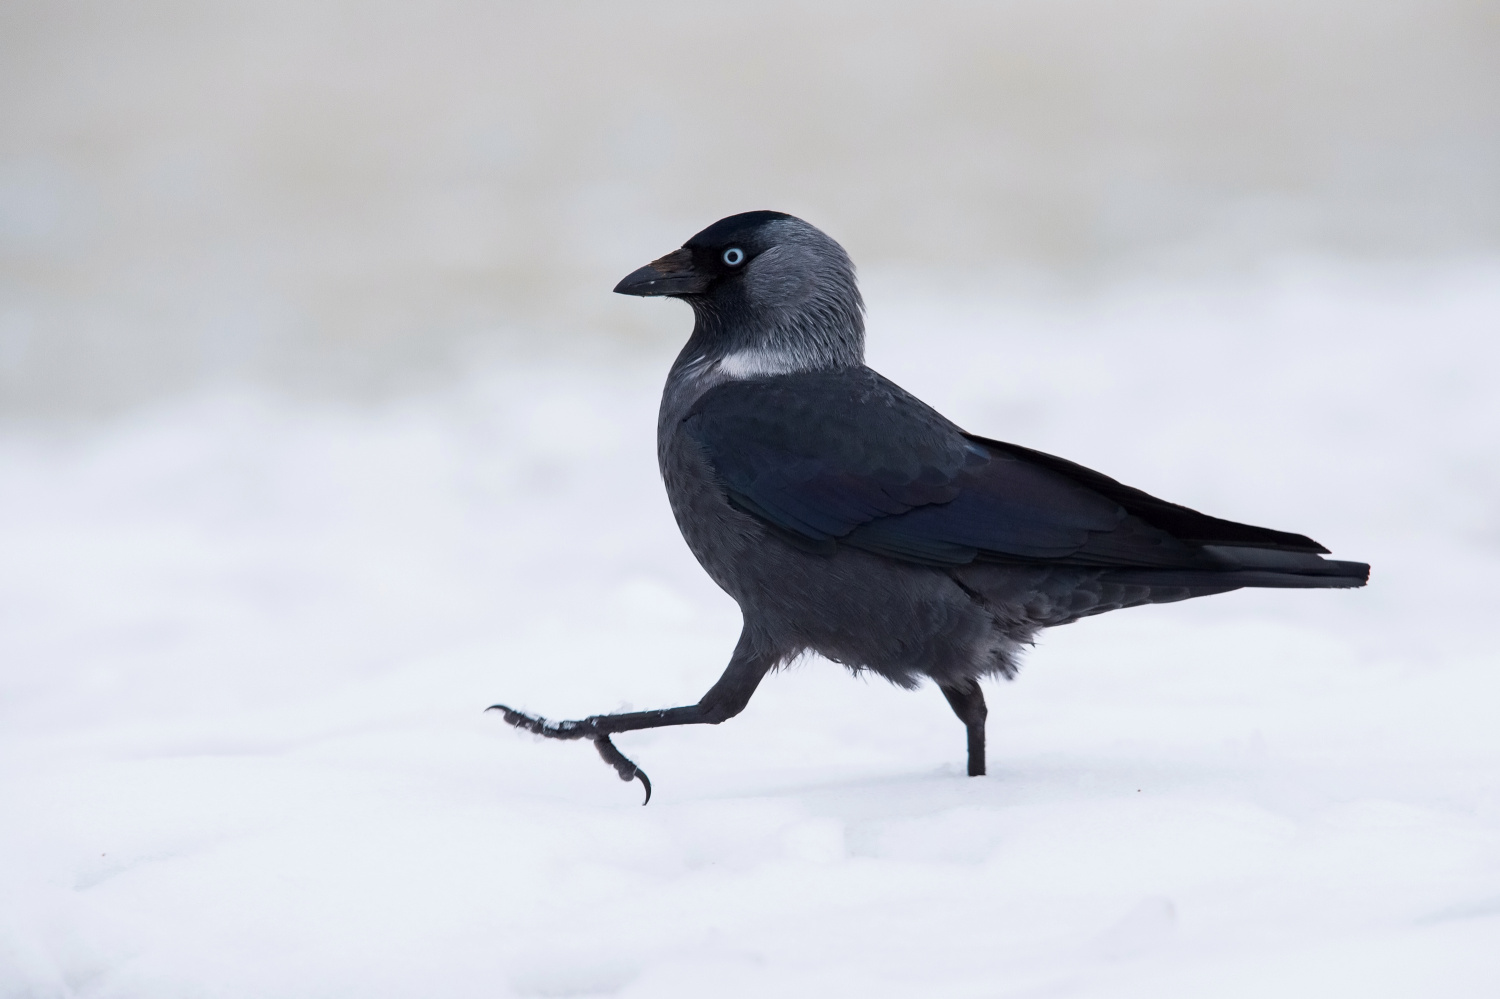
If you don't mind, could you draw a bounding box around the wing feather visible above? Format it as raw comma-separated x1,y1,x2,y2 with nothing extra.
683,368,1327,569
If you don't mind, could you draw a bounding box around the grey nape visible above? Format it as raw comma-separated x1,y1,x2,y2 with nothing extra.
490,210,1369,803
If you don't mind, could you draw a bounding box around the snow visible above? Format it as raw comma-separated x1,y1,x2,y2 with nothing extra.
3,263,1499,997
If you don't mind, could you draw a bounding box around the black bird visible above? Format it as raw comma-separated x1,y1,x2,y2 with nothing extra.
492,211,1369,803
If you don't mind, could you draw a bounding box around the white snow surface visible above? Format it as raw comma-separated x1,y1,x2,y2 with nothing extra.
3,265,1500,997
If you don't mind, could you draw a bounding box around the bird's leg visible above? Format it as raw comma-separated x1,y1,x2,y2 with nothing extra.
938,679,988,776
490,631,776,803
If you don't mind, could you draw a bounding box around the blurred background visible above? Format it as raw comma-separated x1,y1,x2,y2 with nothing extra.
2,0,1497,416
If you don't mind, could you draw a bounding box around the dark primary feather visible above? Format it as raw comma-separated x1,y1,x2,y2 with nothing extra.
972,436,1329,553
685,366,1366,582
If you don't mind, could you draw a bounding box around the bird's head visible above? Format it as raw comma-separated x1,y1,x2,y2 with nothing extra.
615,211,864,374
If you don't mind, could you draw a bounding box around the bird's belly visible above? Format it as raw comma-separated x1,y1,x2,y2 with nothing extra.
660,452,1017,682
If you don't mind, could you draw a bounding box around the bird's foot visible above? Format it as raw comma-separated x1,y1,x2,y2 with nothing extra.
487,705,652,805
593,735,652,805
487,704,596,740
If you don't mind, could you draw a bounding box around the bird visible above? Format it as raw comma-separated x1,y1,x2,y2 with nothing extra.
490,210,1369,803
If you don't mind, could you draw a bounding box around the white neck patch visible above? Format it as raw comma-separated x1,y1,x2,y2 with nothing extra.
716,347,808,380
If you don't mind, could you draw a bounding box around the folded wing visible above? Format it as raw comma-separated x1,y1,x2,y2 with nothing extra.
683,368,1360,580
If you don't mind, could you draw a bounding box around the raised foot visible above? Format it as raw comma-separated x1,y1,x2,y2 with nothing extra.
487,705,652,805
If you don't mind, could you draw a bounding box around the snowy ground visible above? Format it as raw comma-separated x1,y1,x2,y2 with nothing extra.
3,263,1499,997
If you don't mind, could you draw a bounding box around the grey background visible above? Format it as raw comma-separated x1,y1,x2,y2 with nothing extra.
2,0,1497,416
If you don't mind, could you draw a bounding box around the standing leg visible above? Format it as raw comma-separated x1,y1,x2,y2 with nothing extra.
490,630,778,803
938,679,987,777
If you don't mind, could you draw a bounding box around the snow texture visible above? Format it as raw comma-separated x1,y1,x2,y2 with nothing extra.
3,264,1499,997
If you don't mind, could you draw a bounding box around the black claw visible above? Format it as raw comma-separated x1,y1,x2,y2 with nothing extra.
594,736,652,805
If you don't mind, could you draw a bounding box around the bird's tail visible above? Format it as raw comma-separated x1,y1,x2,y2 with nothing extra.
1101,545,1369,592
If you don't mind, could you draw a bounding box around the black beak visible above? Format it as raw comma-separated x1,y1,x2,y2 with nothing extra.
613,248,711,297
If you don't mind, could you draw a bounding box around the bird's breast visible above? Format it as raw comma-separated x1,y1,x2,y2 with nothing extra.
656,372,766,600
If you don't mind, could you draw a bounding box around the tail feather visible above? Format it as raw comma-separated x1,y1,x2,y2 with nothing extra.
1101,556,1369,592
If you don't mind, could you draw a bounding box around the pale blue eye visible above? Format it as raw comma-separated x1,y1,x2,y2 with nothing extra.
723,247,745,266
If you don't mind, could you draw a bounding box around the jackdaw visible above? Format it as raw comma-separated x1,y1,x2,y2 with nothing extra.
491,211,1369,803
